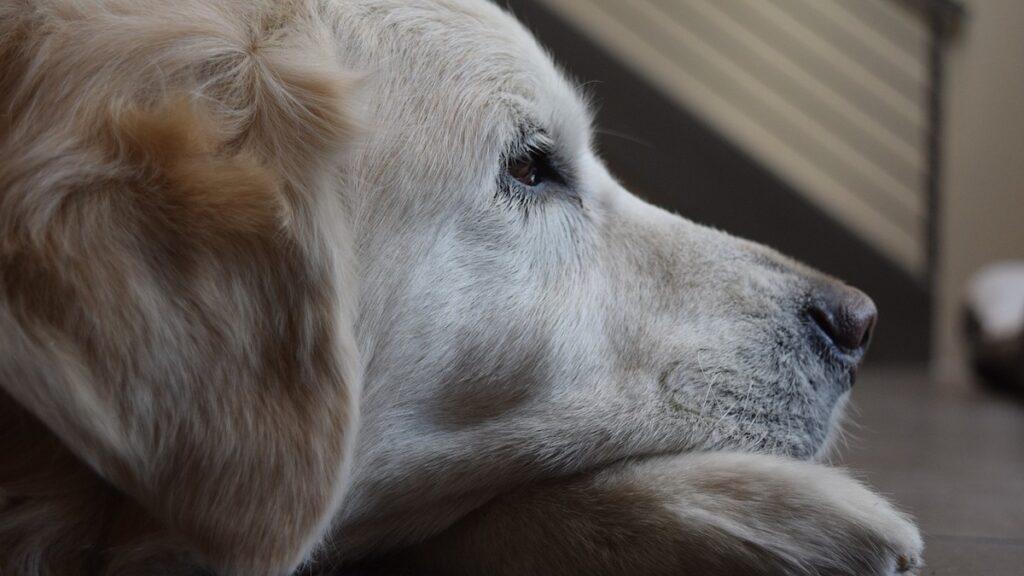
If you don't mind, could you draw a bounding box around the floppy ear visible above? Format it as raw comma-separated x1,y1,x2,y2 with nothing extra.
0,1,359,573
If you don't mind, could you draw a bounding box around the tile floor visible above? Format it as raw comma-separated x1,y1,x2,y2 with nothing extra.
838,369,1024,575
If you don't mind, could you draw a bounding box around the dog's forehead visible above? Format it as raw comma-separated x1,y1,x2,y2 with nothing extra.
340,0,590,141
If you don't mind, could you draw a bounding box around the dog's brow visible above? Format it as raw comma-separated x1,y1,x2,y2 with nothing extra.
502,116,543,152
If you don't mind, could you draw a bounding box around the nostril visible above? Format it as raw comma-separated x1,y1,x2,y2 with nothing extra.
809,305,836,342
806,284,878,353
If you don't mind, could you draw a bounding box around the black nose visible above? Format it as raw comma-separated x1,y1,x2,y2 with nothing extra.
807,282,877,353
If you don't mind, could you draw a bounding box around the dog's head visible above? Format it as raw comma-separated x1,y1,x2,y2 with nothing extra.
328,0,876,557
0,0,875,571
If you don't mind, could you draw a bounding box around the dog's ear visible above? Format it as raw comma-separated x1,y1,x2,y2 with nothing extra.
0,1,360,573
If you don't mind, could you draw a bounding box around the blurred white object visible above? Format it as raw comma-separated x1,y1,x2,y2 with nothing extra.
966,262,1024,341
965,261,1024,390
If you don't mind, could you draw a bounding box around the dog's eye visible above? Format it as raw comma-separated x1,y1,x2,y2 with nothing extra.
505,147,559,188
498,136,579,209
508,155,540,186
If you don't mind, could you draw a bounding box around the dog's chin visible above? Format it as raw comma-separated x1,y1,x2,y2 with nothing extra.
778,374,853,462
812,390,852,462
656,356,853,463
763,382,852,463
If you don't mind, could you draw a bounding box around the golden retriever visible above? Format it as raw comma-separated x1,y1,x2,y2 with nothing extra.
0,1,922,574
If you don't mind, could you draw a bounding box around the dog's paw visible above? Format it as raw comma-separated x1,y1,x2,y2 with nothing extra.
859,496,923,576
895,552,923,575
839,487,929,573
403,451,922,576
613,452,925,576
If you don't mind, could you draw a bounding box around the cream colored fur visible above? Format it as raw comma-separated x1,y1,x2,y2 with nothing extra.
0,1,921,575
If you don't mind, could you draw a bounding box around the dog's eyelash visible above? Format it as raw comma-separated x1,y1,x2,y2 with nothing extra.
497,133,579,212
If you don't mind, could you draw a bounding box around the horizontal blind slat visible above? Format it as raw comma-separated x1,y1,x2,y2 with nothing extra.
535,0,928,276
653,0,924,199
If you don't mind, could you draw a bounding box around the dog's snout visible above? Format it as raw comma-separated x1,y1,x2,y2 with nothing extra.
806,282,877,355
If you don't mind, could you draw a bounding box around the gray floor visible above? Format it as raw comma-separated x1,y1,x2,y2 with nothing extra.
837,369,1024,575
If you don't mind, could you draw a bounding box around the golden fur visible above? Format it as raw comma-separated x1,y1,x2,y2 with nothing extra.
0,0,359,573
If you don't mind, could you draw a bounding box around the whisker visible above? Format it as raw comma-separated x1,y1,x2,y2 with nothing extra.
696,350,717,416
594,128,653,148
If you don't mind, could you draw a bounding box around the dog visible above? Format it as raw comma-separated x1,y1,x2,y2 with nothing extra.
0,0,923,574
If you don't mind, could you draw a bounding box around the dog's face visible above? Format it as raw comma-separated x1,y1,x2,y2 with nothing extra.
329,0,876,553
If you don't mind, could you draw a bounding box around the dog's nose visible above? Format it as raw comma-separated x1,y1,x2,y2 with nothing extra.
806,282,877,354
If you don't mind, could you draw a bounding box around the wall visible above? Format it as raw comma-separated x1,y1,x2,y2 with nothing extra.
532,0,932,277
934,0,1024,383
506,0,933,362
